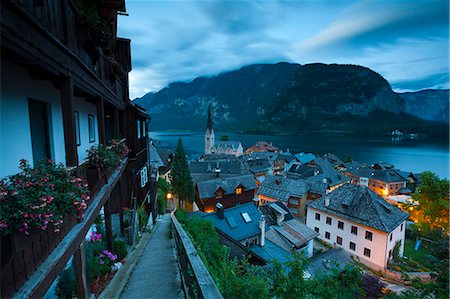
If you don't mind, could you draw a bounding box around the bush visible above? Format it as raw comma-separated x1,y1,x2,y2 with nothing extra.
55,263,76,299
113,239,127,261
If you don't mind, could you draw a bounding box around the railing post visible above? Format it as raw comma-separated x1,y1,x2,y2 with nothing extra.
73,240,90,299
104,198,113,252
60,75,79,166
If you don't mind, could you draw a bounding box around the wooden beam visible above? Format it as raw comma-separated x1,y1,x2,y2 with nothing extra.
60,75,79,166
73,240,90,299
97,98,106,144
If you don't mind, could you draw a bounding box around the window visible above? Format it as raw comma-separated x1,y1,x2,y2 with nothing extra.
338,221,344,230
364,248,371,257
315,213,320,221
142,120,146,137
351,225,358,235
365,231,373,241
88,114,95,142
336,236,342,245
241,212,252,223
236,187,243,195
216,190,224,199
390,233,393,242
137,120,141,139
326,217,332,225
74,111,80,146
349,242,356,251
401,223,403,231
140,166,148,188
314,227,319,233
325,231,330,239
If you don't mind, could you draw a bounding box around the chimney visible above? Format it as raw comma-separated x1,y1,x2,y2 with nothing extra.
325,191,330,207
276,213,284,226
259,215,266,247
214,168,221,177
216,203,224,219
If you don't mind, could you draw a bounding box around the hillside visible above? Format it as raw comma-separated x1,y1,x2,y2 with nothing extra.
134,62,448,136
397,89,449,122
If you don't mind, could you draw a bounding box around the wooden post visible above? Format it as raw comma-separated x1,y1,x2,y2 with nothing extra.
60,76,78,166
96,98,106,144
104,199,113,251
119,177,124,235
73,241,90,299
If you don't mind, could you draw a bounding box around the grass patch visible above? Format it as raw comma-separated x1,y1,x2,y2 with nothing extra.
403,239,430,264
390,238,438,272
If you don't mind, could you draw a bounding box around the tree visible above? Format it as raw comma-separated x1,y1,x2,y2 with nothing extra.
169,138,194,208
412,172,449,234
220,135,229,141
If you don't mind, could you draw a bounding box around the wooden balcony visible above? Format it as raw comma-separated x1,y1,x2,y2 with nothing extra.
0,158,128,298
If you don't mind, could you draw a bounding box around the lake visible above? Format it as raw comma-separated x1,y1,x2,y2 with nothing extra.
149,131,449,179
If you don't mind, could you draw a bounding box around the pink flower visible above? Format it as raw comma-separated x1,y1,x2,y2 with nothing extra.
23,213,28,218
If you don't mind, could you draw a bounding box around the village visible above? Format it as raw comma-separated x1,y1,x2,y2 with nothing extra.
148,105,449,297
0,1,448,298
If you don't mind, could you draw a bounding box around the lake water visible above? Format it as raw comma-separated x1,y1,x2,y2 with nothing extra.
149,131,449,179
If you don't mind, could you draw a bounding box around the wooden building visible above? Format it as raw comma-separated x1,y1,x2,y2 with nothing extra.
0,0,153,297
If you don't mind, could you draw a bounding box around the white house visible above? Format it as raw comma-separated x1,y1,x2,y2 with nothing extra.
306,184,409,270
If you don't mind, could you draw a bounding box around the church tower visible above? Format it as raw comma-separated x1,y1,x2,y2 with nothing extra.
205,104,215,154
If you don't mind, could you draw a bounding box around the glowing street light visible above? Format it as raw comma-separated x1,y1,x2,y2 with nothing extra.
166,193,172,200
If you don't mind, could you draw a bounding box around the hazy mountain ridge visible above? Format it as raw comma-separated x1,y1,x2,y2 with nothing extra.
134,62,448,136
398,89,449,122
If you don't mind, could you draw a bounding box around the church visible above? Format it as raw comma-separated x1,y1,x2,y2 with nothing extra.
205,105,243,157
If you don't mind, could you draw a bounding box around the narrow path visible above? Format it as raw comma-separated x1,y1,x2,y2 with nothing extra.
121,214,182,299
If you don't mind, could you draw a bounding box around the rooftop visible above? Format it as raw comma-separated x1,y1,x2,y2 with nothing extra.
309,184,409,233
196,174,257,199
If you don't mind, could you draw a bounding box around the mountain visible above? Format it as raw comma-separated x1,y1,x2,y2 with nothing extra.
134,62,447,136
397,89,449,122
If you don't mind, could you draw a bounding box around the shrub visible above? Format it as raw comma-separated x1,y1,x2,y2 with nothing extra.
113,239,127,261
55,263,77,299
0,160,88,234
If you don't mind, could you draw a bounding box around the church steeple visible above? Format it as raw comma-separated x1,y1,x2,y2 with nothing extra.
205,104,215,154
206,104,213,132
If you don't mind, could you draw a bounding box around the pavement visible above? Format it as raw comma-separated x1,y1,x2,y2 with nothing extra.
120,214,182,299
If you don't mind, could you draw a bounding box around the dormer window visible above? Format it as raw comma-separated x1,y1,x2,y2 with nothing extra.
216,190,224,199
236,187,243,195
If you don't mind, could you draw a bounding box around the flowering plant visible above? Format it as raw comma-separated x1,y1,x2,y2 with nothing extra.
86,144,118,169
109,139,129,160
0,160,89,235
86,231,118,281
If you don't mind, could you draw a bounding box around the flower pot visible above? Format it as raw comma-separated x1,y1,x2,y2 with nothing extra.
89,277,100,293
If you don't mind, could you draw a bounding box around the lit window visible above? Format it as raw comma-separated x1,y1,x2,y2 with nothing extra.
315,213,321,221
236,187,243,195
325,231,330,239
349,242,356,251
365,231,373,241
364,248,371,257
326,217,332,225
351,226,358,235
337,236,342,245
216,190,223,199
338,221,344,230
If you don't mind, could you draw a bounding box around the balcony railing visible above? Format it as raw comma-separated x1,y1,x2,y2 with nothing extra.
1,152,128,298
170,210,223,299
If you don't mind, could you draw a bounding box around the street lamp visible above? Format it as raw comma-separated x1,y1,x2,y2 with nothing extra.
166,193,172,200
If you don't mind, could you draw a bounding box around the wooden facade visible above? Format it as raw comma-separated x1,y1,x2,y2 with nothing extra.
1,0,153,297
195,188,256,213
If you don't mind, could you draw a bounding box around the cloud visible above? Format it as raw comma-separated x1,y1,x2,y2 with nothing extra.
119,0,449,99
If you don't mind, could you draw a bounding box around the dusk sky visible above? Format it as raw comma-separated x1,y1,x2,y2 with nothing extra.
118,0,449,100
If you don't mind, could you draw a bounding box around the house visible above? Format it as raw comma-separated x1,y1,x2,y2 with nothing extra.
204,105,243,157
195,174,258,212
294,152,317,165
201,203,293,265
244,141,280,154
368,169,408,196
343,167,374,187
257,175,311,218
288,157,350,192
189,159,249,184
1,0,152,297
243,151,287,175
260,202,318,258
306,184,409,270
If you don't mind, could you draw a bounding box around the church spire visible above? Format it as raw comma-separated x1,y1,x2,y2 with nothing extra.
206,104,213,131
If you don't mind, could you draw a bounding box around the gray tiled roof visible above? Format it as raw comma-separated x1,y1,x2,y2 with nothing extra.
309,184,409,233
344,167,375,178
271,219,318,248
258,175,309,202
294,152,316,164
190,160,245,174
213,141,242,150
201,202,261,241
289,157,350,187
148,142,164,168
278,152,297,163
370,169,408,183
322,153,344,166
196,174,257,199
